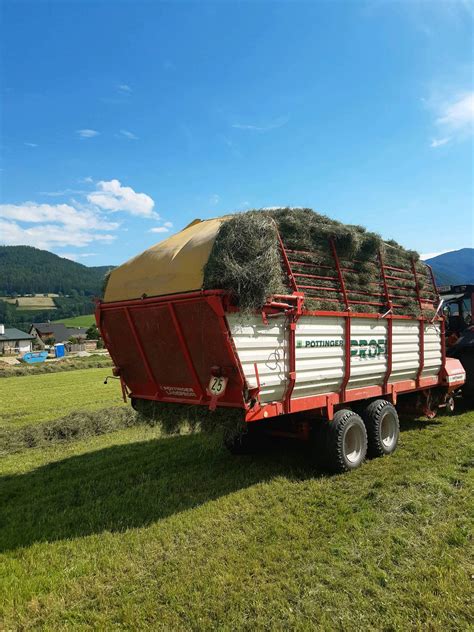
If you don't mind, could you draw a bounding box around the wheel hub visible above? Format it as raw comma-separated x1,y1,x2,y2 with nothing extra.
344,423,364,464
381,412,397,449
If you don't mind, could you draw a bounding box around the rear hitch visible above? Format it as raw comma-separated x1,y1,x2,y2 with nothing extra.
104,373,129,402
104,376,120,384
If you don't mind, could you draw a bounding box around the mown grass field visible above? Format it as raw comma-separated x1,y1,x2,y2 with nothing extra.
0,367,472,630
0,353,112,378
53,314,95,327
0,295,57,309
0,368,124,429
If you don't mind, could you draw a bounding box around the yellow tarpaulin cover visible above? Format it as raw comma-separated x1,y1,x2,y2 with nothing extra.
104,217,226,303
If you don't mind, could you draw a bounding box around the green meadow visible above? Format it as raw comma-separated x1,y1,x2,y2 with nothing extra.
52,314,96,327
0,366,472,630
0,368,124,429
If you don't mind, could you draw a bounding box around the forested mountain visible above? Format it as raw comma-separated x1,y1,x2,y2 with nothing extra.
425,248,474,286
0,246,113,296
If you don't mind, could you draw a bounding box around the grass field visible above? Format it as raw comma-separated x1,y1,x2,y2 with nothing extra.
53,314,95,327
0,296,57,309
0,368,124,429
0,353,112,378
0,367,472,629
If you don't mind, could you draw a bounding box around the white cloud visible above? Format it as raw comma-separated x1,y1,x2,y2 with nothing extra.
118,84,132,93
210,194,220,205
0,178,167,251
61,253,80,261
430,92,474,146
0,218,115,250
430,137,451,148
61,252,97,261
77,129,100,138
0,201,118,250
420,249,455,261
39,189,86,197
232,115,289,132
24,142,38,147
119,129,139,140
78,176,94,183
0,202,117,231
87,179,156,217
436,92,474,129
149,226,169,233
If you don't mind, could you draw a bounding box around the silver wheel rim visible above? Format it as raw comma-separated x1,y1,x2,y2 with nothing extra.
381,412,397,450
344,423,364,464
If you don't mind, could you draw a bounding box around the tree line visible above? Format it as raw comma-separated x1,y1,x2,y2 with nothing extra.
0,297,96,330
0,245,112,296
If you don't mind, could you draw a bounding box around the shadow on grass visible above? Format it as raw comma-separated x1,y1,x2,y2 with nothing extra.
399,417,442,431
1,414,443,553
0,433,316,553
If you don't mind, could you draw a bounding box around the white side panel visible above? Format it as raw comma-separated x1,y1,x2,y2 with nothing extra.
227,313,443,405
389,320,420,383
226,313,288,403
347,319,388,389
294,316,345,397
422,322,442,378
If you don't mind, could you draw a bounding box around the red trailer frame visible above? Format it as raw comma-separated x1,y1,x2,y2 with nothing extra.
96,232,464,423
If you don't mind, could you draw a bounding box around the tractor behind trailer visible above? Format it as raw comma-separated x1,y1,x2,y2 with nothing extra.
439,284,474,405
97,217,465,473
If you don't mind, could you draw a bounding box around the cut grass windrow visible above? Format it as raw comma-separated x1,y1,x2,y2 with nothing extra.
0,407,145,456
0,354,112,378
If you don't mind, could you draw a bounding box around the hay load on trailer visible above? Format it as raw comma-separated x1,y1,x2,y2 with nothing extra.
98,208,465,472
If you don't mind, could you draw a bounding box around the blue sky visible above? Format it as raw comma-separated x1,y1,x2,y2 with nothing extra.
1,0,473,266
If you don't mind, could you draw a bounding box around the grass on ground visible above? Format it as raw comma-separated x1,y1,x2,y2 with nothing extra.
0,407,143,456
0,405,473,630
0,353,112,378
52,314,95,327
1,296,56,309
0,367,124,429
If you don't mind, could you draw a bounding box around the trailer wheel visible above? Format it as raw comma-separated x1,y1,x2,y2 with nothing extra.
444,395,455,415
361,399,399,458
224,426,260,455
321,410,367,473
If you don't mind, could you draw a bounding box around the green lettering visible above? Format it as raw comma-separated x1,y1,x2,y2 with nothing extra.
368,339,378,358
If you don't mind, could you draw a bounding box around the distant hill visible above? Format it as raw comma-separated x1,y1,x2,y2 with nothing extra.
1,244,471,300
425,248,474,286
0,246,114,296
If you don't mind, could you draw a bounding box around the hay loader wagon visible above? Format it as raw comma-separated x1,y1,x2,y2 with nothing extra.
97,217,465,472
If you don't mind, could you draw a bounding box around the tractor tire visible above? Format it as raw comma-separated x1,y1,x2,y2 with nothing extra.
459,351,474,407
319,409,368,473
361,399,399,458
443,395,455,415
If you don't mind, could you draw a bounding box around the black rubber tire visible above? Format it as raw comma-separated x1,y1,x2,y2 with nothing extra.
458,351,474,407
361,399,400,458
224,426,260,455
320,409,368,473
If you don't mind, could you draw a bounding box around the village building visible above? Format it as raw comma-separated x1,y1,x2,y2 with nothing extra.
0,324,35,355
29,322,88,347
